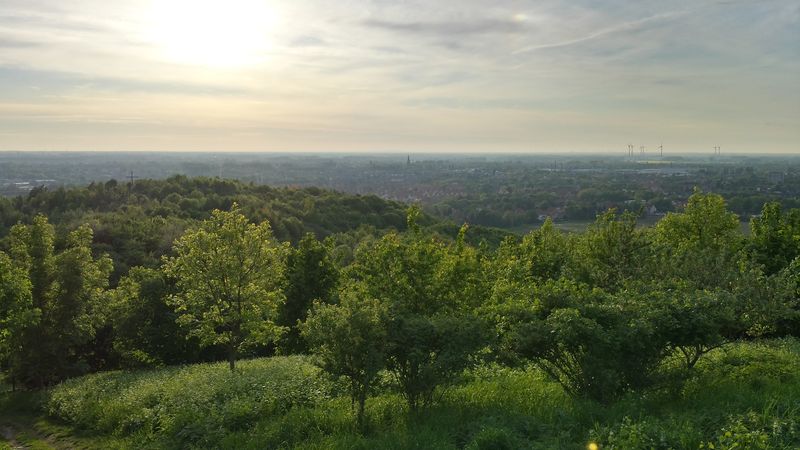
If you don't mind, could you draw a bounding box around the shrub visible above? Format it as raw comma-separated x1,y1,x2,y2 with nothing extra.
466,426,523,450
491,279,666,403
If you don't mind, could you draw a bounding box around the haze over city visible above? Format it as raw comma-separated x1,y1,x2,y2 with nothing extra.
0,0,798,153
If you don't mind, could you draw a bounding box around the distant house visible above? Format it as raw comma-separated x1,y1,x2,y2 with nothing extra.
538,207,564,222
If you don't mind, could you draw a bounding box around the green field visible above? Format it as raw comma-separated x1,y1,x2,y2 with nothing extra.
2,339,798,449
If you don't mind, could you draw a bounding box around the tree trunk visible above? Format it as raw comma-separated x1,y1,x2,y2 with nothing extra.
228,342,237,372
357,391,366,430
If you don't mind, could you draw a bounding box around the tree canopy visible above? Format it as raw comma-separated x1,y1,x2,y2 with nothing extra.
163,204,287,371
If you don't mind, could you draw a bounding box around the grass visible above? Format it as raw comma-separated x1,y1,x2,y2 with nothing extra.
3,339,798,449
45,355,336,449
0,389,128,450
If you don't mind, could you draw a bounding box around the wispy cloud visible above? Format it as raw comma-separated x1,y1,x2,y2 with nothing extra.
288,35,327,48
0,0,797,152
0,34,40,48
512,10,687,54
362,17,527,36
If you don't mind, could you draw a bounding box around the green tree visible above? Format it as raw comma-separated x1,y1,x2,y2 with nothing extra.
109,267,198,368
491,279,665,403
731,260,800,338
348,211,486,410
8,216,112,387
569,210,649,292
301,283,388,428
163,205,287,371
495,218,570,284
653,190,742,289
0,251,36,382
646,284,741,370
278,233,338,354
749,202,800,275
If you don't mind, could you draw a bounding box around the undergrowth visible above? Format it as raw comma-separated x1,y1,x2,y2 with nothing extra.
34,338,800,449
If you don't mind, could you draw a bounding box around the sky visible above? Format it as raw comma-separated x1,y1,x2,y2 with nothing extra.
0,0,798,153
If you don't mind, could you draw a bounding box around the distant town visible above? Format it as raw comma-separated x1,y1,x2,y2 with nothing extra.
1,152,798,231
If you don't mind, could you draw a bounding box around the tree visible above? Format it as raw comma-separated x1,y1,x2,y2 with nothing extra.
491,279,665,403
748,202,800,275
347,210,486,410
647,284,741,370
163,205,287,371
301,283,388,428
7,216,113,387
495,218,570,285
653,190,743,289
569,210,649,292
277,233,338,354
731,260,800,338
0,251,36,384
109,267,199,368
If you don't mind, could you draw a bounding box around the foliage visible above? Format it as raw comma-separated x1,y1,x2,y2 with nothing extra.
347,212,487,410
278,233,338,354
0,251,35,370
108,267,199,368
748,201,800,275
613,281,745,371
568,210,649,292
3,179,800,448
5,215,112,387
32,339,800,449
163,205,287,371
1,176,412,247
45,356,336,448
493,218,570,285
492,279,665,403
301,283,388,427
653,189,743,289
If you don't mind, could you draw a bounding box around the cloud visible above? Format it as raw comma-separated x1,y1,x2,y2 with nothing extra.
0,0,797,152
0,34,40,48
362,17,527,36
288,35,327,47
0,66,248,97
513,10,687,54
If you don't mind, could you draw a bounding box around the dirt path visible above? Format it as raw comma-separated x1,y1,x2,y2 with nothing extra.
0,419,60,450
1,424,25,449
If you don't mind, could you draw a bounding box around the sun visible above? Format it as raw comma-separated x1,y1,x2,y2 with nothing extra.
146,0,277,68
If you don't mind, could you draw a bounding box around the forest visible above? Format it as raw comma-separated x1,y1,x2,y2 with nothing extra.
1,177,799,449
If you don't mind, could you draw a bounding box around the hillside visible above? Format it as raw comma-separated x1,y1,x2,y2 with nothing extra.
0,176,510,282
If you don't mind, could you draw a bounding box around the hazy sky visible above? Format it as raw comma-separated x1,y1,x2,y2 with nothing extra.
0,0,798,153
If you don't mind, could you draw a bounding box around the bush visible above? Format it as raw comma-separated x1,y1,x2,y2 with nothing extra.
701,410,799,450
492,280,666,403
591,416,680,450
466,426,523,450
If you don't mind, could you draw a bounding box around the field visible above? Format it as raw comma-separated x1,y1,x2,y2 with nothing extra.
2,339,798,449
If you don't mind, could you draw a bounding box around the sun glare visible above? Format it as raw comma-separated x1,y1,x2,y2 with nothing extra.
146,0,276,68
